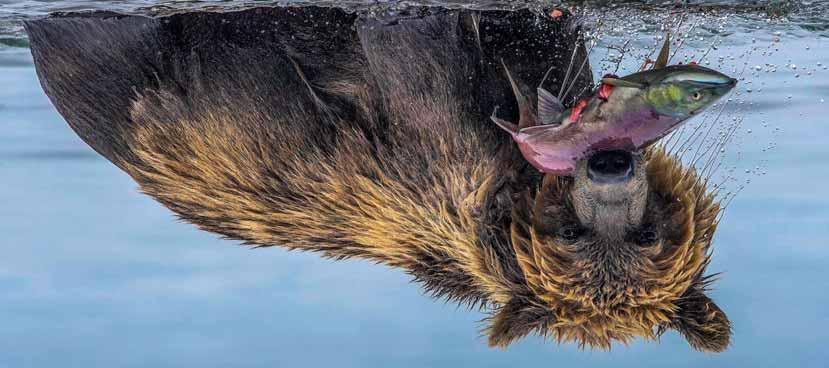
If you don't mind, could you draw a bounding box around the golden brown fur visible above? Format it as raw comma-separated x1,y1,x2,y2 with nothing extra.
122,91,728,349
25,6,730,351
500,148,726,349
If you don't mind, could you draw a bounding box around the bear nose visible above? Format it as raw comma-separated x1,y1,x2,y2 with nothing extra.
587,150,634,183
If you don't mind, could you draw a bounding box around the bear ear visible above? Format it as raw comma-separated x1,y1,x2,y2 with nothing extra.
670,287,732,352
486,298,549,348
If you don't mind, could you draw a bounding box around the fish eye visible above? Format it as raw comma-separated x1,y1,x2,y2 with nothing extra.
691,91,703,101
557,224,585,242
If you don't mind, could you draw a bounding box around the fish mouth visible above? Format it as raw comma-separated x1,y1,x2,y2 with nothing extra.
713,78,739,99
693,76,738,91
658,64,736,85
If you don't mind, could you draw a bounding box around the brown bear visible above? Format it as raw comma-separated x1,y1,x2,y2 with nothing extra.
24,5,730,352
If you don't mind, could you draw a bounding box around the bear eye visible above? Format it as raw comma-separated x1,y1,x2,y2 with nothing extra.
557,224,584,242
632,224,659,245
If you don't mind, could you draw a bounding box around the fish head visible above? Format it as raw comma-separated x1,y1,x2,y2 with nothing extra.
629,64,737,118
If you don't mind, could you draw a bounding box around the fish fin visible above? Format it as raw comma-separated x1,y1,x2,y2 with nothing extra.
601,77,646,89
500,59,536,128
537,87,564,125
520,124,561,135
520,123,568,146
490,106,519,136
501,59,527,107
654,32,671,69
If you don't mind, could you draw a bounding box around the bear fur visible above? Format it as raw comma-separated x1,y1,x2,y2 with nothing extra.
25,6,729,351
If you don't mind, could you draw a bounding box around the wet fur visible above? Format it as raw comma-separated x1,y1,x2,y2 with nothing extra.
25,6,729,351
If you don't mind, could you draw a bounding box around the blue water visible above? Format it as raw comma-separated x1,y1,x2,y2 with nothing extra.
1,2,828,367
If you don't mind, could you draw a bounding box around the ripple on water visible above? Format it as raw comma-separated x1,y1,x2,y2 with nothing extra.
0,0,827,38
